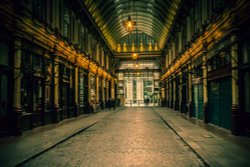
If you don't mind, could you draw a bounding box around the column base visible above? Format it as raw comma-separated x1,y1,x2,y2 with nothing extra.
203,102,209,124
188,101,193,117
74,104,79,117
10,107,23,136
174,100,179,111
180,101,183,113
52,104,60,123
170,100,173,108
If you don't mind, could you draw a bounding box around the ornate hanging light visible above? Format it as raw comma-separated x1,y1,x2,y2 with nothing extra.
131,52,139,59
123,16,136,32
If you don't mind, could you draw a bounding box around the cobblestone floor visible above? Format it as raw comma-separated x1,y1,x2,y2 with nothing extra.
22,107,204,167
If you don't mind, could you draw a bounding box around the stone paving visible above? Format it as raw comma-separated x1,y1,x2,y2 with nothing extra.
153,107,250,167
21,107,204,167
0,107,124,167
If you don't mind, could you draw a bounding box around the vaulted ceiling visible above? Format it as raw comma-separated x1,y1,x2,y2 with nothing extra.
83,0,182,56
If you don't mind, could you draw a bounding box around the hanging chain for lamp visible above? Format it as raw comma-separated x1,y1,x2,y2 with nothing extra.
123,0,136,33
131,0,139,60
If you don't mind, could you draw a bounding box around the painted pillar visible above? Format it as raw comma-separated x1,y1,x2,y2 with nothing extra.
111,79,115,99
53,56,60,123
188,63,193,117
74,66,79,116
13,37,22,135
202,46,209,123
231,35,241,135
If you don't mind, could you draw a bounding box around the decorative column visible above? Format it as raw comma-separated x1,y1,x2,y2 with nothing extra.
53,56,60,123
12,37,22,135
88,72,91,102
74,65,79,116
202,40,209,123
161,80,166,107
111,79,115,99
188,63,193,117
231,35,241,135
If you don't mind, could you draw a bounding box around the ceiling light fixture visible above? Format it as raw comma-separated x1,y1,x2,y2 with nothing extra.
123,16,136,32
132,52,139,59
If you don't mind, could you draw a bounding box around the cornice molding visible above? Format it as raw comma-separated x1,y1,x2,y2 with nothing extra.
0,4,115,80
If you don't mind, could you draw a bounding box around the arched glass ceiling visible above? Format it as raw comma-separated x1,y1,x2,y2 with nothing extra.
83,0,181,52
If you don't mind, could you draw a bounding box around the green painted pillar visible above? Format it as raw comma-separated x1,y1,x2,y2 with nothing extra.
202,42,209,123
231,35,241,135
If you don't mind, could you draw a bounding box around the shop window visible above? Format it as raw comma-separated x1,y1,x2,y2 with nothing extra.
32,54,43,70
45,59,52,111
133,80,137,103
0,42,9,66
62,83,68,106
33,79,42,112
45,85,51,111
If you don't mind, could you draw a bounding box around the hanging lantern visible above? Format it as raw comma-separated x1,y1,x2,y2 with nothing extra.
131,53,139,59
123,16,136,32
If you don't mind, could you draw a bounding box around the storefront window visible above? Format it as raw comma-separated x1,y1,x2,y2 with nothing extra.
21,52,32,113
33,54,43,70
45,59,52,111
59,64,70,107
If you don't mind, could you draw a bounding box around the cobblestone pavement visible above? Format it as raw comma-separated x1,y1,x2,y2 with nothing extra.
21,107,205,167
